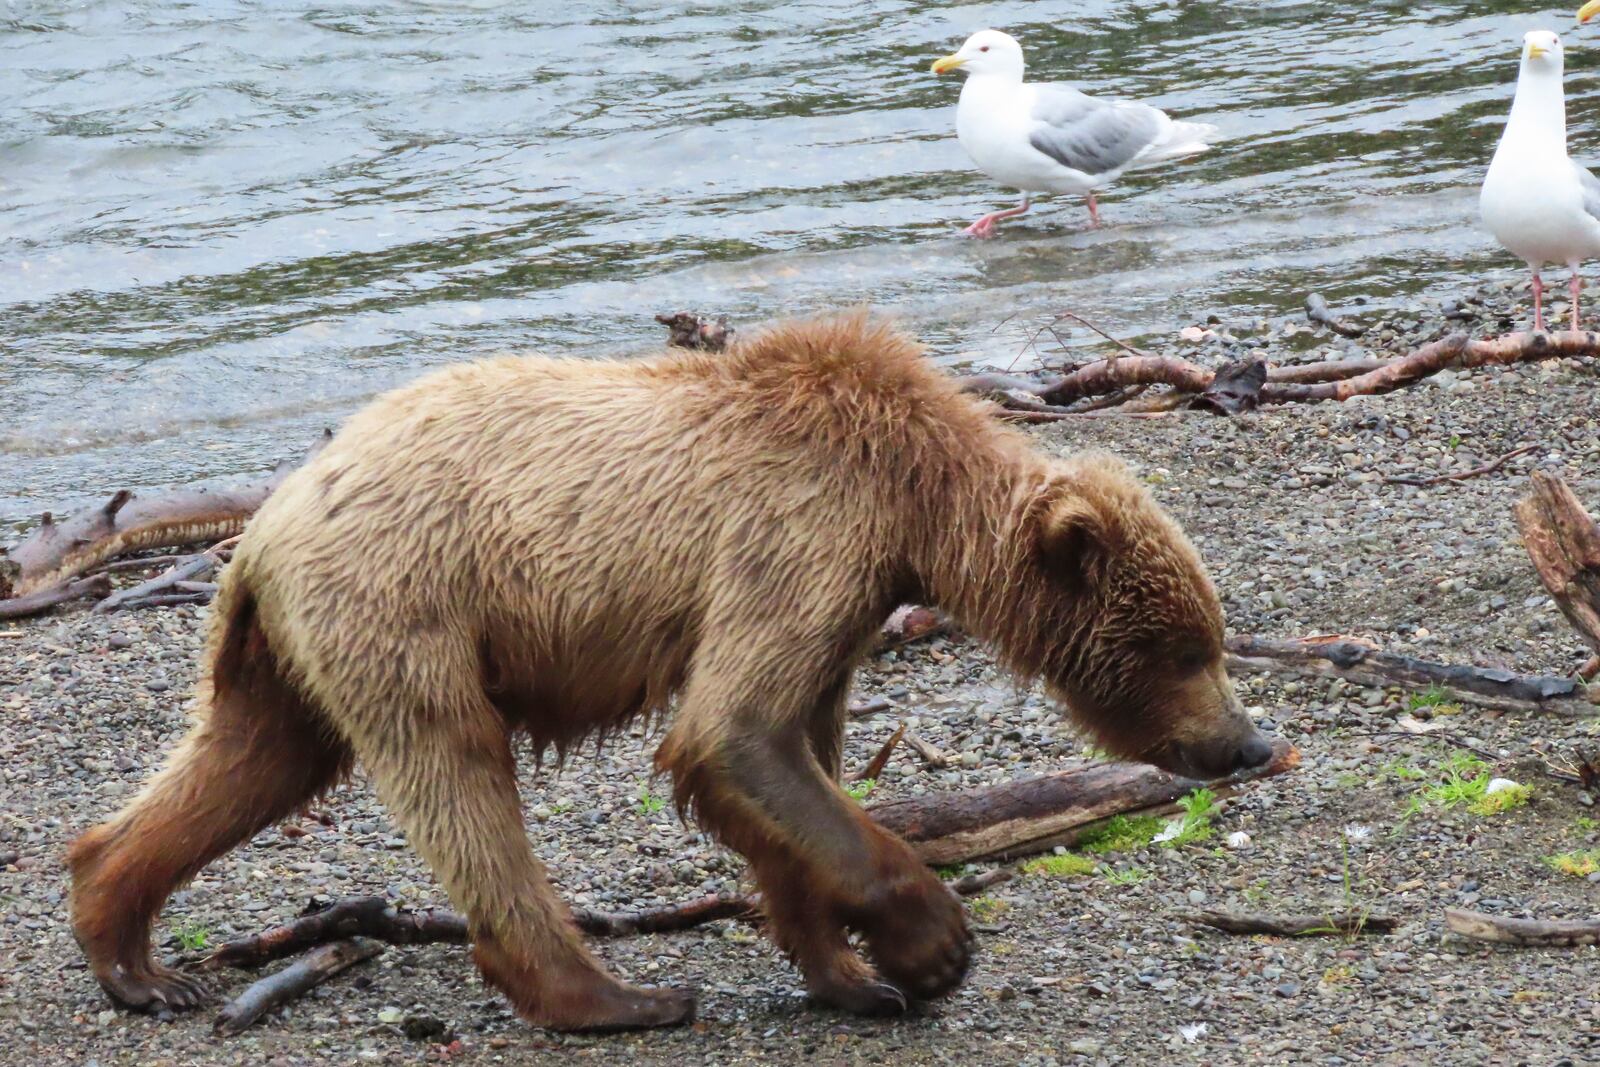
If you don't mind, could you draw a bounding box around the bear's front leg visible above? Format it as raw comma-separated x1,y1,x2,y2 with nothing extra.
658,680,972,1012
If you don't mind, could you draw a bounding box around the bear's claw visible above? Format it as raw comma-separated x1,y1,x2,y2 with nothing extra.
94,958,212,1014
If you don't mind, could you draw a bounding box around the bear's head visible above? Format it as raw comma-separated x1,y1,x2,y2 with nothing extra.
1006,453,1271,780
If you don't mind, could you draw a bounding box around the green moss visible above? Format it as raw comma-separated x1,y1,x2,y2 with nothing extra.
637,784,666,815
845,779,876,802
967,896,1009,922
1406,686,1461,715
1101,866,1149,886
1078,814,1163,854
172,919,209,952
1415,752,1531,816
1544,850,1600,877
1021,853,1097,878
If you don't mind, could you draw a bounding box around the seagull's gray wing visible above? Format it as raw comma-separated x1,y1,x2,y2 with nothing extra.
1574,159,1600,224
1027,83,1163,178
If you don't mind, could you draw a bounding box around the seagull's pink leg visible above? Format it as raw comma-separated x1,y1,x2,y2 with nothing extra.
962,197,1031,239
1086,192,1101,228
1531,270,1545,332
1569,267,1583,332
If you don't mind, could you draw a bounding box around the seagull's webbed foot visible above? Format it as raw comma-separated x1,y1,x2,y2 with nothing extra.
961,197,1030,239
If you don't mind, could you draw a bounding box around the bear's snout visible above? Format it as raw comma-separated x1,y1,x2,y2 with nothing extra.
1234,732,1274,772
1156,725,1275,781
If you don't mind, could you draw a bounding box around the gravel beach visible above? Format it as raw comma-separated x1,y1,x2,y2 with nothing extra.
4,289,1600,1066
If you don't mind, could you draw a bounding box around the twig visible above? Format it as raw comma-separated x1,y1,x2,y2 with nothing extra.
1445,909,1600,948
1382,444,1538,487
1047,310,1153,361
207,872,1016,973
949,867,1016,895
904,731,952,769
1341,729,1502,765
850,722,907,782
92,555,216,615
214,938,384,1036
1179,909,1395,936
1304,293,1366,338
847,697,895,719
0,574,113,620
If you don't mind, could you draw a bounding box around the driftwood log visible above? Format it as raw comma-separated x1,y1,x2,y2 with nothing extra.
1179,908,1395,937
1444,909,1600,948
867,737,1299,864
962,327,1600,417
3,431,328,598
1515,473,1600,675
1225,634,1595,716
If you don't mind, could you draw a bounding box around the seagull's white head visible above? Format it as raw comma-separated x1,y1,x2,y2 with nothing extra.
931,29,1025,80
1521,30,1564,72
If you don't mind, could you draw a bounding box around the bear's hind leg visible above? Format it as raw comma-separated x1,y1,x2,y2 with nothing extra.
68,644,349,1012
347,699,694,1032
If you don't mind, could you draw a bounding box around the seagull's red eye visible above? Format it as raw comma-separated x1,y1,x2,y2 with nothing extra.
979,45,990,52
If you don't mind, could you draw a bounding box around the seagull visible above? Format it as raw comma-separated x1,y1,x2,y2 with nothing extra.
929,29,1217,237
1479,30,1600,332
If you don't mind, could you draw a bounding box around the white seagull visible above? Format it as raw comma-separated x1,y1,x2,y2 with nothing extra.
1479,29,1600,332
930,29,1217,237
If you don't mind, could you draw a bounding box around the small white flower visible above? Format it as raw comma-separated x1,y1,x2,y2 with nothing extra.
1225,830,1252,850
1152,819,1185,844
1178,1022,1209,1044
1484,777,1521,796
1343,824,1372,843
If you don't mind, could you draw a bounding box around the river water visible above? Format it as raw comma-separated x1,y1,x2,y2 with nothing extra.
1,1,1594,525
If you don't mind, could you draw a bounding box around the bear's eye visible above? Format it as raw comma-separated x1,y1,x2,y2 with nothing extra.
1166,641,1213,673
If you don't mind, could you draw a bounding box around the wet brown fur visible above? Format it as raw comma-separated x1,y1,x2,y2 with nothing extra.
67,311,1256,1030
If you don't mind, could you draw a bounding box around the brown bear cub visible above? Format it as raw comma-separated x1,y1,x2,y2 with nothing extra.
68,312,1271,1031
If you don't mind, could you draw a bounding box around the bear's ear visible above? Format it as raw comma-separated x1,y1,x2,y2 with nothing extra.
1031,493,1111,593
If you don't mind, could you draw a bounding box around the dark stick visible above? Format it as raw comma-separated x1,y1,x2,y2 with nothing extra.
1382,445,1539,487
0,574,113,620
847,697,895,719
1225,634,1592,715
92,554,216,615
206,873,1015,972
1180,909,1395,936
850,722,907,782
213,938,384,1036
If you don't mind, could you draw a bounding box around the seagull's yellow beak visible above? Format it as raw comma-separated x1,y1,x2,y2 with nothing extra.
1580,0,1600,24
931,54,965,74
1528,41,1550,58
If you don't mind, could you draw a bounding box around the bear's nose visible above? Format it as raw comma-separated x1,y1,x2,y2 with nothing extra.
1234,734,1273,771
